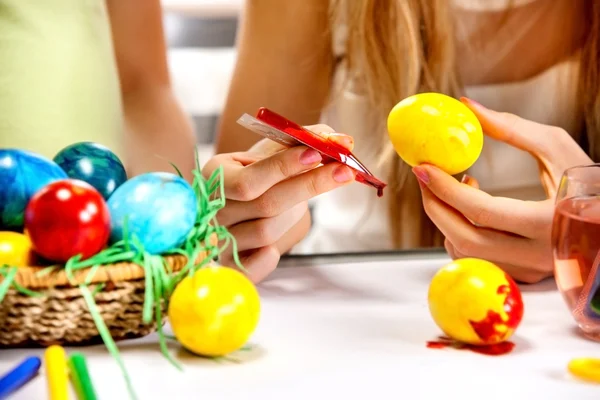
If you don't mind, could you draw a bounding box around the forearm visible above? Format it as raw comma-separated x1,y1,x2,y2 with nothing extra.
215,0,333,154
122,87,197,183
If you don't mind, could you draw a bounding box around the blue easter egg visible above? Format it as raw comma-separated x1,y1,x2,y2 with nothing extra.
0,149,68,230
53,142,127,199
107,172,198,254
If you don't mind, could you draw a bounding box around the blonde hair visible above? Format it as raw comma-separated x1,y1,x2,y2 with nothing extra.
330,0,600,249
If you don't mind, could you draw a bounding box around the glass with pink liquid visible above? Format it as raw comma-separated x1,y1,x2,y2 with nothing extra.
553,164,600,340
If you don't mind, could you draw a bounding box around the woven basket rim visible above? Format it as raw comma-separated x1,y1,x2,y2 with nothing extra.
0,234,218,290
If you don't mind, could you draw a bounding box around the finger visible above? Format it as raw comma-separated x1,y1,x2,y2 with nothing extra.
304,123,336,134
221,209,310,283
275,208,312,255
444,238,549,284
247,125,353,155
218,145,325,201
207,139,287,171
460,97,556,156
218,162,356,226
221,245,281,284
494,261,551,284
418,181,545,267
460,175,481,221
414,164,549,238
460,175,481,225
327,133,354,151
247,122,353,161
460,97,592,176
537,160,562,199
247,138,288,156
461,174,479,190
444,238,460,259
227,202,307,251
305,124,354,151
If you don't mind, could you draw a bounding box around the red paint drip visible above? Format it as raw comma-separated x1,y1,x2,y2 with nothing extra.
468,275,524,343
425,341,447,349
426,336,515,356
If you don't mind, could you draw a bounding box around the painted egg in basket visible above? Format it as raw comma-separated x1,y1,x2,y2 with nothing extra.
0,149,67,230
0,231,37,267
53,141,128,200
107,172,198,254
25,179,111,262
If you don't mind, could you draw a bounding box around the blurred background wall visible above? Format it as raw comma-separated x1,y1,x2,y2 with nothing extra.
161,0,242,164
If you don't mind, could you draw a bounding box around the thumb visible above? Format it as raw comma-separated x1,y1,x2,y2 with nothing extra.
305,124,355,152
460,97,592,195
249,125,355,156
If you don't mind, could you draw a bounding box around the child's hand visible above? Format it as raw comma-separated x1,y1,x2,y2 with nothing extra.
414,100,593,283
203,125,355,283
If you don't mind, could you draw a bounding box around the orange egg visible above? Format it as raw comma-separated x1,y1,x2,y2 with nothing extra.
0,231,36,267
428,258,524,345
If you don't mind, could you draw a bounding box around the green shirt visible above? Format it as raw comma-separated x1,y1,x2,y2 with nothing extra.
0,0,124,160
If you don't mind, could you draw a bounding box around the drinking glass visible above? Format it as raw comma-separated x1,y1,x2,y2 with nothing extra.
553,164,600,340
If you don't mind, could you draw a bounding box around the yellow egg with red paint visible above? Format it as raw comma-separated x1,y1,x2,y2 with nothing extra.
387,93,483,175
428,258,524,345
168,265,261,357
0,231,36,267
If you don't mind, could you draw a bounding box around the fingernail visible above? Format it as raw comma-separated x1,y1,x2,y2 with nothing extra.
412,166,430,185
461,174,472,184
333,165,355,183
300,148,322,165
460,97,485,109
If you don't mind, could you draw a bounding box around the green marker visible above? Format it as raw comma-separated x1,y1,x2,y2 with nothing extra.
68,353,98,400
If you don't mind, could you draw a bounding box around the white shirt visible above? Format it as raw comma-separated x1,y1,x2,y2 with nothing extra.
294,0,583,254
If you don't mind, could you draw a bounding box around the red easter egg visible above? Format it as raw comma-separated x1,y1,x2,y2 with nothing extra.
24,179,110,262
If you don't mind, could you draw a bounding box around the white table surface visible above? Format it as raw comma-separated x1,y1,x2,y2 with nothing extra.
1,253,599,399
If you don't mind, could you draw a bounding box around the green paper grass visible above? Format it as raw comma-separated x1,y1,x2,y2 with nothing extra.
0,266,17,304
0,158,244,400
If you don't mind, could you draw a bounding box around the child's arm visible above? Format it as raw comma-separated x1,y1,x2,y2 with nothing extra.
107,0,197,182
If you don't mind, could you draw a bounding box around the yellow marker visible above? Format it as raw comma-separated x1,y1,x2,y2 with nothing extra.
568,358,600,383
45,345,70,400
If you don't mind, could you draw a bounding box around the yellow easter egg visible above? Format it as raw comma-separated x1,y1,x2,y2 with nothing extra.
0,231,36,267
168,265,261,357
428,258,524,345
387,92,483,175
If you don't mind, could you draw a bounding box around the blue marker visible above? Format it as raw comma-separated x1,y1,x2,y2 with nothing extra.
0,356,41,399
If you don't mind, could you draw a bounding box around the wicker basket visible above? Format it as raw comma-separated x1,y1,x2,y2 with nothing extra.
0,240,216,348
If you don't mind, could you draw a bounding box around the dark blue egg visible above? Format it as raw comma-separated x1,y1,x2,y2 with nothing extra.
107,172,198,254
0,149,68,230
53,142,127,199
